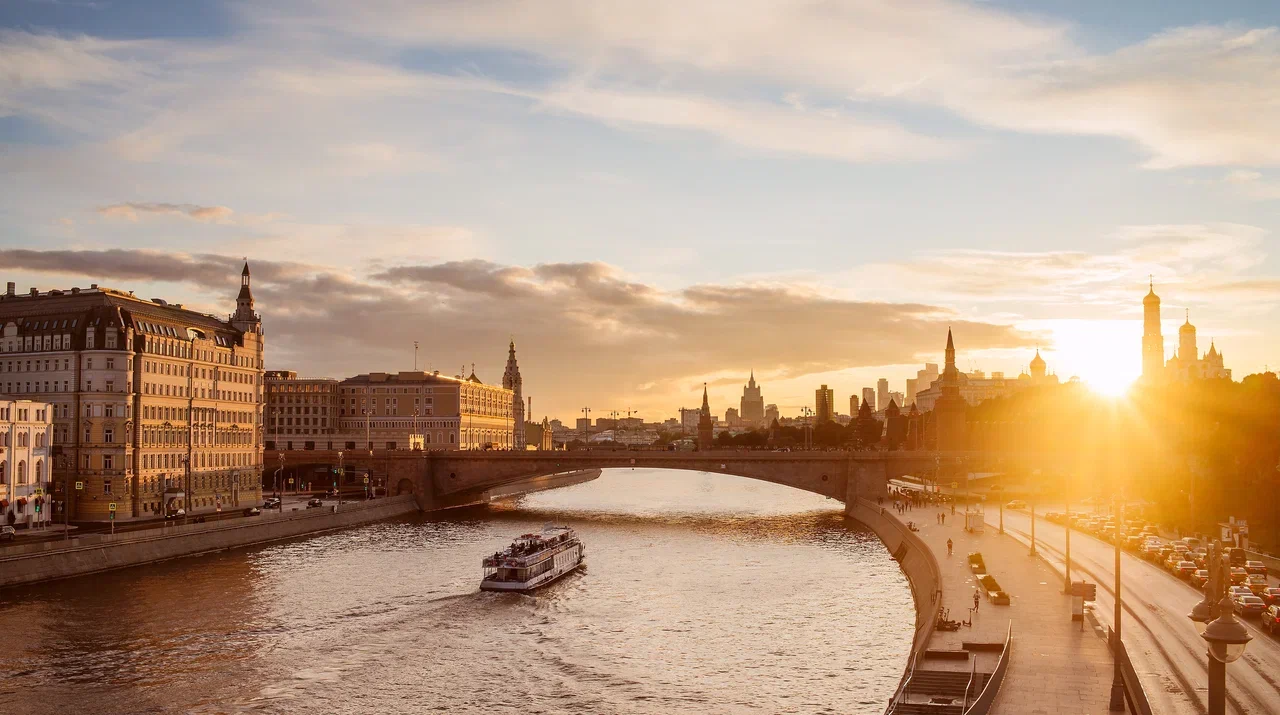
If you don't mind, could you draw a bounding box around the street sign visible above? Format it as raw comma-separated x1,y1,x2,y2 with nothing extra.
108,502,117,512
1070,581,1097,601
75,481,84,490
951,481,958,489
288,478,294,485
33,488,43,496
363,476,369,484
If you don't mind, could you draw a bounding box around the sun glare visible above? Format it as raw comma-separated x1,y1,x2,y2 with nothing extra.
1026,320,1141,397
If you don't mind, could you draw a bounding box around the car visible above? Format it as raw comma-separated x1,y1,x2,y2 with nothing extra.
1263,588,1280,608
1175,561,1197,579
1006,500,1027,510
1190,570,1210,589
1230,585,1253,600
0,525,15,542
1125,536,1144,551
263,498,281,509
326,489,340,498
1245,560,1268,576
1142,525,1159,536
165,508,186,520
243,507,261,517
1165,553,1184,572
1233,594,1266,618
1182,537,1203,551
1230,567,1248,585
306,498,324,508
1248,574,1270,595
1262,606,1280,635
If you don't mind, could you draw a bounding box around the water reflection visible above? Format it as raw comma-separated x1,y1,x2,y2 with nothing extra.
0,469,914,714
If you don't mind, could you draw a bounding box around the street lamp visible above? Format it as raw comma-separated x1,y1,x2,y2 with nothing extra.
1187,542,1252,715
1108,493,1125,711
337,451,344,507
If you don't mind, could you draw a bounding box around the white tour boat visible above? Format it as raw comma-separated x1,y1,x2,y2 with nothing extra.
481,526,585,592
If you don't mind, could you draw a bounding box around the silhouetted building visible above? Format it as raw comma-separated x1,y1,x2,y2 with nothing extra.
1165,310,1231,381
815,384,834,424
933,329,967,451
724,407,740,428
739,371,765,427
884,399,906,449
854,397,881,449
765,404,779,424
876,379,889,415
862,387,876,413
697,384,714,450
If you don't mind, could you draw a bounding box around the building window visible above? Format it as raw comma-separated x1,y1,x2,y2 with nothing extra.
104,454,113,470
103,479,112,494
104,428,114,444
106,358,115,369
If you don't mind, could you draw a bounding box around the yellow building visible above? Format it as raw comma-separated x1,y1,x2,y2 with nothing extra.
333,369,517,451
0,265,265,521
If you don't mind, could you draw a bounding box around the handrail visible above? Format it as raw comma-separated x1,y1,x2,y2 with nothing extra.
962,658,978,711
963,622,1012,715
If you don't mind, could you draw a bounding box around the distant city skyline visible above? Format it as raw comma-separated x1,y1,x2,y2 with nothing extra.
3,1,1279,419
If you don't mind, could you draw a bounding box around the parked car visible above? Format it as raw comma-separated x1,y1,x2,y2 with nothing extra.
1261,606,1280,635
1175,561,1197,579
1233,594,1267,618
1245,560,1269,576
0,525,15,542
1263,588,1280,608
1190,570,1210,589
306,498,324,508
1006,500,1027,510
243,507,261,517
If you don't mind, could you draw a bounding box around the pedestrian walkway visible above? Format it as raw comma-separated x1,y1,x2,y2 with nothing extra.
888,498,1116,714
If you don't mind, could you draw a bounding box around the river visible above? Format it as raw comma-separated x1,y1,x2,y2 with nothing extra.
0,469,915,714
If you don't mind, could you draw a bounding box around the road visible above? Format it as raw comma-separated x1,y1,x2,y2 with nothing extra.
995,509,1280,715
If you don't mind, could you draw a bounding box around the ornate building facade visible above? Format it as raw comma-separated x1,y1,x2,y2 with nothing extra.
0,397,53,528
1141,284,1231,382
0,264,265,521
933,329,967,451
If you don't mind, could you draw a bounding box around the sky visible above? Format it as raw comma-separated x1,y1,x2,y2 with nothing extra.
2,0,1279,421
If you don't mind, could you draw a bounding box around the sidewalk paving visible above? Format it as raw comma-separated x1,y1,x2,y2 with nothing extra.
892,501,1117,714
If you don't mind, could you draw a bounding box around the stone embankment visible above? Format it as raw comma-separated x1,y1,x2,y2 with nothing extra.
0,495,419,589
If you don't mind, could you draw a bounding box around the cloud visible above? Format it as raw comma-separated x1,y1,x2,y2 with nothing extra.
0,248,1031,416
942,26,1280,168
534,84,966,162
97,202,235,223
1220,170,1280,201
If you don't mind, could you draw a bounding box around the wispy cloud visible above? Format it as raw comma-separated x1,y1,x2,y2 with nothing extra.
97,201,235,223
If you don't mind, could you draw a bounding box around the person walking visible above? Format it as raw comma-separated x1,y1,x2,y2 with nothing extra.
941,512,946,526
973,589,981,611
947,538,953,556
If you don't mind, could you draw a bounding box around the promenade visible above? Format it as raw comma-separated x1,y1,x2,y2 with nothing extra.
889,498,1117,714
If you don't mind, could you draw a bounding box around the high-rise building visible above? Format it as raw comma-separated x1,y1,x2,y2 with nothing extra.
739,370,765,427
0,265,265,521
764,404,779,425
815,384,834,423
1142,280,1164,381
905,378,918,407
502,341,525,450
876,378,889,414
862,387,876,413
725,407,740,428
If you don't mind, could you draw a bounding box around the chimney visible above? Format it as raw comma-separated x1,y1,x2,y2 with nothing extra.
5,282,14,296
528,396,532,420
30,287,39,296
90,283,98,290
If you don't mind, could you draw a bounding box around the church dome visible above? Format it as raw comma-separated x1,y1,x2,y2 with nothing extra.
1030,349,1046,369
1179,316,1195,334
1143,286,1160,306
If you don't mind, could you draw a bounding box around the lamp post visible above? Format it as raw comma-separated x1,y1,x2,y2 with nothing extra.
1188,542,1252,715
581,407,591,449
1064,472,1073,593
337,450,344,507
1108,493,1125,711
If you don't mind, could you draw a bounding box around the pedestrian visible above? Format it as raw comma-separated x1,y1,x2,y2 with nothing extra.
941,513,945,526
973,589,981,611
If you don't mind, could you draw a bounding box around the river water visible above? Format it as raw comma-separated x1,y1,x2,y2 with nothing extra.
0,469,914,714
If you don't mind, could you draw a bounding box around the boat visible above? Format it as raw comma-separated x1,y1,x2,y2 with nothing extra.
481,526,585,592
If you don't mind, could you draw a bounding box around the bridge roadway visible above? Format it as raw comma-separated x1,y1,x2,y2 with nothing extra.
997,509,1280,715
270,449,994,512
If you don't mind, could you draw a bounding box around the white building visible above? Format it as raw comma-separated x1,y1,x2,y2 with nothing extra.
1,396,54,529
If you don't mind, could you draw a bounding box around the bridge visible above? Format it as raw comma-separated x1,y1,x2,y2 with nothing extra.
266,449,998,513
